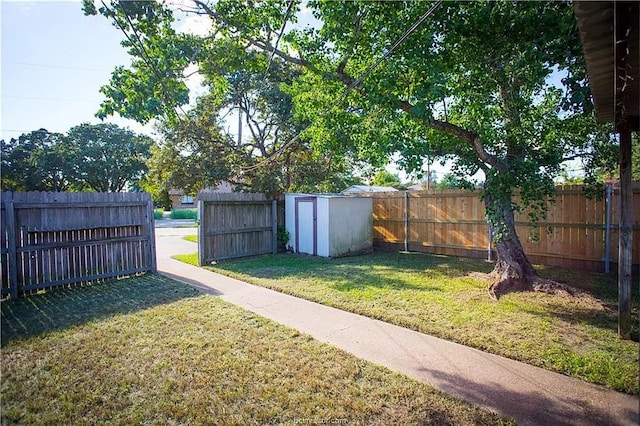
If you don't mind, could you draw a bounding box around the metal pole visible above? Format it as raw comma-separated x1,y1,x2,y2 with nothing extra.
272,200,278,255
403,191,409,252
4,194,19,299
604,183,612,273
487,224,493,262
146,195,157,273
198,200,205,266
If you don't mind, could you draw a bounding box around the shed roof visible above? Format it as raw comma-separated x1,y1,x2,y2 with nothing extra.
341,185,398,193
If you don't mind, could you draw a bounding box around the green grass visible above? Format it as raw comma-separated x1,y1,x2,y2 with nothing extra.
181,251,640,395
183,234,197,243
170,208,197,220
1,274,511,425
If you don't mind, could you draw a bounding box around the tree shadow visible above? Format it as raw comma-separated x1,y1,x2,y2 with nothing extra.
517,267,640,340
1,273,206,345
419,367,639,426
522,300,640,342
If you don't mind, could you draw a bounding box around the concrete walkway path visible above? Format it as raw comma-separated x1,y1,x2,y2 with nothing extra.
155,227,639,426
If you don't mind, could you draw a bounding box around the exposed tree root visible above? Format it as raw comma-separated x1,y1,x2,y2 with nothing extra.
468,269,602,307
486,272,591,301
531,277,578,297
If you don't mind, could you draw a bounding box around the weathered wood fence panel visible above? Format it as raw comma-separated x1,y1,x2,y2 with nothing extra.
370,183,639,271
198,192,282,264
1,192,156,298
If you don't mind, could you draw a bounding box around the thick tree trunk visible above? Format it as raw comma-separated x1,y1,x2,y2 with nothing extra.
484,193,565,299
490,233,538,298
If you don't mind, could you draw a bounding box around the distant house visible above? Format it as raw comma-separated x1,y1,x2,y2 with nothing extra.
341,185,398,194
169,181,235,209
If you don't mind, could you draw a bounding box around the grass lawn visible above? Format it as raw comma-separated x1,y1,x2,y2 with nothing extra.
174,251,640,395
183,234,198,243
1,274,511,425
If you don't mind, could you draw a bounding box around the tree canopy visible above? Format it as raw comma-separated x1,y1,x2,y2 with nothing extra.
85,0,614,297
66,123,154,192
1,129,73,192
1,123,153,193
372,170,402,189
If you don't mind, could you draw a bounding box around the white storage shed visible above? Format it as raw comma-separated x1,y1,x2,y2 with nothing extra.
285,194,373,258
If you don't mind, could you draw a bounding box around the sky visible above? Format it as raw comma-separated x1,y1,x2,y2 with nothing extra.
0,0,450,183
1,0,154,141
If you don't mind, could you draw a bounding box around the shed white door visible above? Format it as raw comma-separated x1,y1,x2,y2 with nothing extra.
295,197,317,255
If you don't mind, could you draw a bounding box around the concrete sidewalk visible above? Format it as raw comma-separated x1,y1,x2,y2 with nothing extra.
155,228,639,426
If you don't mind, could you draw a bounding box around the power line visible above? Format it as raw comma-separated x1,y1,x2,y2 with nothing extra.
3,95,96,103
241,0,445,173
264,0,295,78
101,0,188,124
2,60,113,72
2,129,38,134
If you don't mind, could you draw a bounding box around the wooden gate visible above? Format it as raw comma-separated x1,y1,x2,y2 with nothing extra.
1,192,156,299
197,192,280,265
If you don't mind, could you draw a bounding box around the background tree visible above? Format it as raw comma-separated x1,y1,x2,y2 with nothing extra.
1,129,75,191
144,107,237,197
372,170,402,189
66,123,153,192
436,173,470,190
86,0,612,297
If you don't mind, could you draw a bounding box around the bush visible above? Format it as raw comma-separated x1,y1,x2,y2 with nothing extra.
153,209,164,220
277,227,290,245
170,208,197,220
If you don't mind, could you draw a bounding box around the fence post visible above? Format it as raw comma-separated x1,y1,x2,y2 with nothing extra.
487,224,493,262
198,200,205,266
272,200,278,254
403,191,409,252
604,184,612,273
4,194,19,299
146,196,157,273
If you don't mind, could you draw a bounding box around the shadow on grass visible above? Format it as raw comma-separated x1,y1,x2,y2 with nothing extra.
1,273,202,346
214,251,494,293
527,267,640,340
524,300,640,342
419,367,638,426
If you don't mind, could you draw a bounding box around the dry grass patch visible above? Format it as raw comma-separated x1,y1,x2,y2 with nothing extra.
1,274,511,425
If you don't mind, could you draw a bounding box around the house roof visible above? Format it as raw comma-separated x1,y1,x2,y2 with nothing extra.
341,185,399,193
408,183,430,191
574,1,639,130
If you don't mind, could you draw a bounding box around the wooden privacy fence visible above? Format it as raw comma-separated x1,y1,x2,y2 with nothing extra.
1,192,156,299
198,192,283,265
370,183,640,271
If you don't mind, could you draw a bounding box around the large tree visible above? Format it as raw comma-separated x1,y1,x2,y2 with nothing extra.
2,124,153,193
1,129,75,192
66,123,154,192
85,0,611,297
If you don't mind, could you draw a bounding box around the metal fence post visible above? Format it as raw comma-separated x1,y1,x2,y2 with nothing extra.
272,200,278,254
198,200,205,266
403,191,409,252
487,224,493,262
146,195,157,273
4,194,19,299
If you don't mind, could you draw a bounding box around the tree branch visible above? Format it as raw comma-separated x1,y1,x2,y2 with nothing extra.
190,0,503,173
192,0,221,21
249,39,309,67
333,65,504,170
